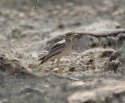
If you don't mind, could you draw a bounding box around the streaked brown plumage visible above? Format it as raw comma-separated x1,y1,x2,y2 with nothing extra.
39,32,75,73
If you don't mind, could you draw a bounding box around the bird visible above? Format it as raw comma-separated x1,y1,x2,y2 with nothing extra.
38,32,75,73
45,35,65,51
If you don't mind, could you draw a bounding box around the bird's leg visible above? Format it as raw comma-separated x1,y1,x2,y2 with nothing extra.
57,58,62,74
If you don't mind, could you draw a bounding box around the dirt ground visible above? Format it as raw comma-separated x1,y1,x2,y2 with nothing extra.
0,0,125,103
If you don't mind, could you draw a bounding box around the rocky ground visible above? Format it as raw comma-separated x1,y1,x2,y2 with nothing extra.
0,0,125,103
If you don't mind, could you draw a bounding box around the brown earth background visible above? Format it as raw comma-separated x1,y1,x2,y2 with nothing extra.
0,0,125,103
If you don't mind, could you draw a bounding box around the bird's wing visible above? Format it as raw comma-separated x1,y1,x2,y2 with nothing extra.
47,40,65,58
40,40,65,63
46,35,65,51
47,35,65,44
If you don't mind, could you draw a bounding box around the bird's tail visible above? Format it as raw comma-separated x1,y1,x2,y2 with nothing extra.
38,55,48,64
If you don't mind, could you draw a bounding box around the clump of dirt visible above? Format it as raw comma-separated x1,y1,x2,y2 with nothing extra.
77,48,120,73
0,54,35,78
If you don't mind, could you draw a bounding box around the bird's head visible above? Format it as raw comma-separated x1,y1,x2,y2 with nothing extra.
65,32,75,40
